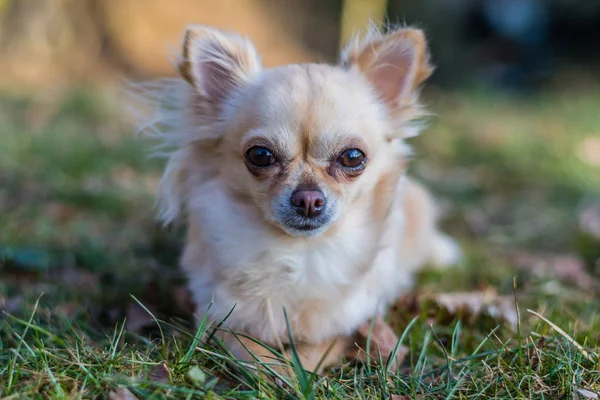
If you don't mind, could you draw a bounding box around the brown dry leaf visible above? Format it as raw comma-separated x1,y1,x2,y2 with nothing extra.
390,395,411,400
509,251,600,292
147,362,171,385
527,336,545,370
428,288,518,329
386,293,421,331
356,316,399,356
396,292,420,314
125,301,158,334
353,316,408,372
109,388,138,400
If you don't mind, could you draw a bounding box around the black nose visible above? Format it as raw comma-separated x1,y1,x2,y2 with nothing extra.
290,190,325,218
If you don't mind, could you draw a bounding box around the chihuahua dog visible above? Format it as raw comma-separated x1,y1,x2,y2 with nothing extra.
138,24,460,374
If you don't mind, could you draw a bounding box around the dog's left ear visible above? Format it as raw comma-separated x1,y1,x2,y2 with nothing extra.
340,27,433,111
178,25,262,105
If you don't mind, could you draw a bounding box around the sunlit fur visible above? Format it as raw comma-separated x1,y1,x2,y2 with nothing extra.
133,23,461,373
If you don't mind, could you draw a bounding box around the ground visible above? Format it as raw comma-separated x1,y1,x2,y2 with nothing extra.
1,83,599,399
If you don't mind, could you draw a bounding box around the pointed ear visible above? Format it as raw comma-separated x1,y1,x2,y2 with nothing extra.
340,27,433,109
178,25,262,104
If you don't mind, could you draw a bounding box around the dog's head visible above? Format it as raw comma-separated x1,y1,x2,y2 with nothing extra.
171,25,432,236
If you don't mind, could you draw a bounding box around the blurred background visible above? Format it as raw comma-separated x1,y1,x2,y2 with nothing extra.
2,0,600,89
1,0,600,338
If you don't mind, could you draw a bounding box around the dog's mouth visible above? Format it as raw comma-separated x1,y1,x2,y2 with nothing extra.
281,215,332,235
289,221,323,232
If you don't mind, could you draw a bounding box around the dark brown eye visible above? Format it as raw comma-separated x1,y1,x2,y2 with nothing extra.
246,146,276,167
338,148,366,169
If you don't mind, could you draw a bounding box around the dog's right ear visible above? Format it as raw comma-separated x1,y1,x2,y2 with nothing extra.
340,26,433,111
178,25,262,105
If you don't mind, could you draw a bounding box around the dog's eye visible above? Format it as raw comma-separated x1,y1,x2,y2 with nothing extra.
246,146,276,167
338,148,366,169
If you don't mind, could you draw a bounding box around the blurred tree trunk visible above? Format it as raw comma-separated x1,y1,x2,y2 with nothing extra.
0,0,341,87
0,0,135,86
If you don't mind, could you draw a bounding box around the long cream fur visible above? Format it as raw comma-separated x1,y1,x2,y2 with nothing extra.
133,23,461,373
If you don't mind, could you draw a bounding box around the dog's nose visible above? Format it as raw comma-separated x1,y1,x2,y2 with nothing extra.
291,190,325,218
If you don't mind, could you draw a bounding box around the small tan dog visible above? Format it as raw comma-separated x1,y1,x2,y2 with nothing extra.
138,24,460,374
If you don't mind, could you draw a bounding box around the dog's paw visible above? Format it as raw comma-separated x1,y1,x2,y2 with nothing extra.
354,316,408,372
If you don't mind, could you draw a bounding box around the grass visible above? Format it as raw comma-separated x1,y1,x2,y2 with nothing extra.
1,83,600,399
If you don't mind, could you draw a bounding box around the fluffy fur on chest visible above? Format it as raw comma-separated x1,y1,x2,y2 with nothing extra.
181,174,408,345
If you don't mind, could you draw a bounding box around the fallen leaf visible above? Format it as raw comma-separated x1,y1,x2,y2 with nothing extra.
429,288,518,329
396,292,420,314
525,336,545,370
529,354,539,369
125,301,158,334
109,388,138,400
355,315,408,371
147,362,171,385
